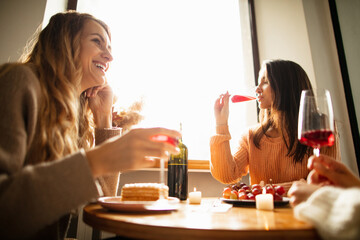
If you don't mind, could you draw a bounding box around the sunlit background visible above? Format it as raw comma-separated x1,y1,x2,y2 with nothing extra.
77,0,258,160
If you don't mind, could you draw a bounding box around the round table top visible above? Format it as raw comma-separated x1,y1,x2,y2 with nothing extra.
83,198,320,240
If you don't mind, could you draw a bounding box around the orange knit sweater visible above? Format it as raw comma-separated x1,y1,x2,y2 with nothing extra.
210,125,338,190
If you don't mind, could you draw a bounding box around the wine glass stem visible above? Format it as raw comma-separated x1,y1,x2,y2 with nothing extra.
160,158,165,184
159,157,165,200
313,148,320,157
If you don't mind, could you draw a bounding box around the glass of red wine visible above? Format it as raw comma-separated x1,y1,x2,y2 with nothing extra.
230,87,257,103
150,134,179,197
231,95,257,103
298,89,335,156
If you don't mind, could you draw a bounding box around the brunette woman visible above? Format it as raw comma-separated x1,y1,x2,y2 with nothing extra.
210,59,339,191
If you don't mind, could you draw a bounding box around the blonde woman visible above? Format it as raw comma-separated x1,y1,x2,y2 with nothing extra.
0,11,180,239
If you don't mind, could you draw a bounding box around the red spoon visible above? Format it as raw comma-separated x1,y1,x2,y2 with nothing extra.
231,95,256,103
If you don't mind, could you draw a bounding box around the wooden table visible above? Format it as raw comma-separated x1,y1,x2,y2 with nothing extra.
83,198,320,240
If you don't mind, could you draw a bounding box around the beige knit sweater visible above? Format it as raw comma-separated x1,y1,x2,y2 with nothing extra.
210,125,338,190
294,186,360,240
0,64,120,239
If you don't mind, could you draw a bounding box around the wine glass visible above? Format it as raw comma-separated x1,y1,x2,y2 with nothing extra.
230,86,258,103
298,89,335,156
150,134,179,201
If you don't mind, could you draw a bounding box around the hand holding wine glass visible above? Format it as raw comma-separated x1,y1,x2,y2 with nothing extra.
298,89,335,156
214,92,230,125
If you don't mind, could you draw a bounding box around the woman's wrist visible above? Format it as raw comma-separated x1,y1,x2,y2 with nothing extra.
216,120,228,126
93,113,112,128
85,147,103,178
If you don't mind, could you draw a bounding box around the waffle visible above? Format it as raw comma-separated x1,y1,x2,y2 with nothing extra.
120,183,169,201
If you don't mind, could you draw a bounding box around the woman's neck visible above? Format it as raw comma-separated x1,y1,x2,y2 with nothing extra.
266,127,280,138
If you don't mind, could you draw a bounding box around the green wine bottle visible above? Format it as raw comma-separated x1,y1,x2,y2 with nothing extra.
167,124,188,200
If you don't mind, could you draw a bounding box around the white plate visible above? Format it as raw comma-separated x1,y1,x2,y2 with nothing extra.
98,196,180,212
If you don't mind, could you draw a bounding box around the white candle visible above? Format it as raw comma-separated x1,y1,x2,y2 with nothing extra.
188,187,202,204
255,194,274,211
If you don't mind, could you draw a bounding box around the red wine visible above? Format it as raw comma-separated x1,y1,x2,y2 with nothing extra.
150,134,179,146
299,130,335,148
167,137,188,200
231,95,256,103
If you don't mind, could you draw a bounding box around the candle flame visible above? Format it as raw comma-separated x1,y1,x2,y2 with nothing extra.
265,222,269,231
194,187,197,192
262,187,266,194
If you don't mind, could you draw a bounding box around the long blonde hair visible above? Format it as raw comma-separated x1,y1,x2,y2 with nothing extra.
21,11,111,164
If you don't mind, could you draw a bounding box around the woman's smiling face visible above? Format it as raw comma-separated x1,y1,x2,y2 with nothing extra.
256,67,274,109
79,19,113,94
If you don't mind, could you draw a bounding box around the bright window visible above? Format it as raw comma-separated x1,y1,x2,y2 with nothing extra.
77,0,257,160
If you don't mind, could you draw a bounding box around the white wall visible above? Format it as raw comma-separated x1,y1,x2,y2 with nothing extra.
0,0,46,63
43,0,68,27
0,0,67,64
335,0,360,154
303,0,358,174
255,0,316,85
254,0,358,175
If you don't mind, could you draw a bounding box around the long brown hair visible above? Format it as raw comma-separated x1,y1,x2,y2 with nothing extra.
253,59,313,163
21,11,111,164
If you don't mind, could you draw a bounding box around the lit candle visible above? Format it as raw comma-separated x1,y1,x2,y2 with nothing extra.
188,187,202,204
255,189,274,211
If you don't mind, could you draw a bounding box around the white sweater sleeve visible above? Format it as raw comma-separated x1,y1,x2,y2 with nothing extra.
294,186,360,240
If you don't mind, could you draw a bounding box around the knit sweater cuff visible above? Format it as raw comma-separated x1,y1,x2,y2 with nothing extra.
95,127,122,145
216,124,230,135
210,125,231,146
294,186,340,221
